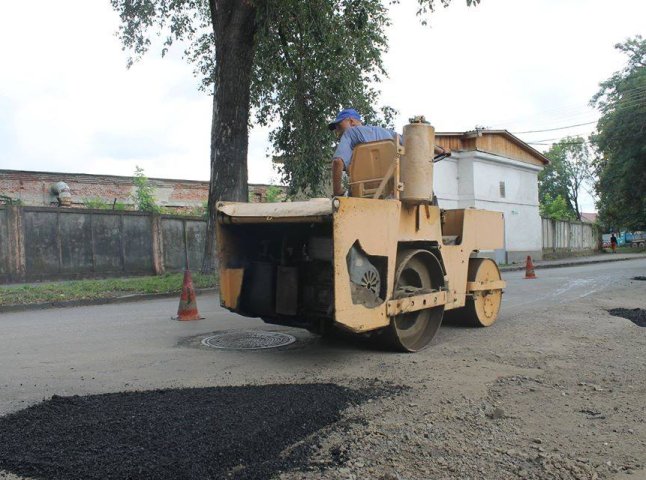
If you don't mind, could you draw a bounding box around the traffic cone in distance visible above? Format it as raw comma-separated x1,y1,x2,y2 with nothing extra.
173,269,204,321
524,255,537,279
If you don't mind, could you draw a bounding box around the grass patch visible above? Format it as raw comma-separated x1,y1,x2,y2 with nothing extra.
0,273,217,307
601,246,646,254
618,246,646,253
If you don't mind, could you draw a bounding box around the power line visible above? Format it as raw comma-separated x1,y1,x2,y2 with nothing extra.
528,141,591,146
519,92,646,142
511,94,646,130
594,93,646,111
489,85,646,130
529,133,591,143
512,121,597,135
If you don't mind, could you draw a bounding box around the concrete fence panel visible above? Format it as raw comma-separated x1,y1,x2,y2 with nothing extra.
0,208,10,279
161,219,186,271
185,220,206,271
122,215,154,273
0,206,207,283
542,217,598,257
541,218,554,251
23,210,59,274
160,217,207,271
93,214,124,272
59,212,94,273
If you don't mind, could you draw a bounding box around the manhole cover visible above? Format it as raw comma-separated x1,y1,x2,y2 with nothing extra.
201,331,297,350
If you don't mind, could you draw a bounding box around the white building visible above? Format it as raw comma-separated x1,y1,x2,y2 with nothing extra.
435,130,549,263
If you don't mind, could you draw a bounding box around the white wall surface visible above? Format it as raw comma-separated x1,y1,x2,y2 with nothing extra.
435,150,543,256
434,158,459,209
476,200,542,253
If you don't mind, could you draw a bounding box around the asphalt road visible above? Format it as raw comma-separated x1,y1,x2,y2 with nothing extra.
1,259,645,479
1,259,644,417
501,258,644,314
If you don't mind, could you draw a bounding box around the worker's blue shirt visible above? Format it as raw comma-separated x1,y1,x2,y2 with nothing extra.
334,125,398,169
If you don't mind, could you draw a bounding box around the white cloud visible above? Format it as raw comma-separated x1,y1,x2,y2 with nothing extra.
382,0,644,137
1,0,644,211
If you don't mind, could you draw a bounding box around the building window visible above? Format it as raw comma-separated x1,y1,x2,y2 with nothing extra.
499,181,506,198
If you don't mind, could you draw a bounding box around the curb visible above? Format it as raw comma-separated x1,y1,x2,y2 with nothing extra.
3,254,645,313
499,255,646,273
0,287,218,314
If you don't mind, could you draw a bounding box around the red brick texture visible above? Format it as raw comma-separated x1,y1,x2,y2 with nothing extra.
1,170,283,209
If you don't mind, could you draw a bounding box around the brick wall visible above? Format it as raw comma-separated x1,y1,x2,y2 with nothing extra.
0,169,283,209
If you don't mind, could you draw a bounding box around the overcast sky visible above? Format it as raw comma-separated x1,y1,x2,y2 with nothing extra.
1,0,645,211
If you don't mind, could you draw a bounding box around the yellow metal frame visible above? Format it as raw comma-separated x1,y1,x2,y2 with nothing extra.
216,197,506,334
215,122,507,340
331,198,506,333
386,290,447,316
347,138,403,200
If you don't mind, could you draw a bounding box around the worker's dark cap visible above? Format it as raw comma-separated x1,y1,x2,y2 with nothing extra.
328,108,362,130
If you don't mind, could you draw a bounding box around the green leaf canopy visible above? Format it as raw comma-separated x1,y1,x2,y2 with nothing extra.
591,35,646,231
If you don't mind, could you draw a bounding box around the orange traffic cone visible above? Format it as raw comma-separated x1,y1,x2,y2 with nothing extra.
524,255,536,279
173,269,204,321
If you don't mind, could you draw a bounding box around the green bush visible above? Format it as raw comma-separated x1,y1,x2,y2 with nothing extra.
82,197,129,210
132,166,161,213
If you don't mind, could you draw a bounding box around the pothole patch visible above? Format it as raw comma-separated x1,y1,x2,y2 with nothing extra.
0,384,387,480
632,276,646,281
201,330,297,350
608,308,646,327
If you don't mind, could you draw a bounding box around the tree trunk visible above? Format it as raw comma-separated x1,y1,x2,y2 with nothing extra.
574,198,581,221
201,0,257,274
572,178,582,221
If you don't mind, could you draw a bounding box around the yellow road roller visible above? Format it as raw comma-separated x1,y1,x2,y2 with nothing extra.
216,118,506,352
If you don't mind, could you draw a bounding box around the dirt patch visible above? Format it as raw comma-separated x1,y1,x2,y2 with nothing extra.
0,384,395,480
608,308,646,327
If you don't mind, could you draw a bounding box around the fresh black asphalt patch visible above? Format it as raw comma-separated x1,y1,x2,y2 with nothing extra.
0,383,392,480
608,308,646,327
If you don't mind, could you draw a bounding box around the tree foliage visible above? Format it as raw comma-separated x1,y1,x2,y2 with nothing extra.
83,197,128,210
539,194,575,222
111,0,480,271
264,185,284,203
591,35,646,231
252,0,392,196
0,195,22,206
111,0,477,196
132,166,161,213
539,136,593,221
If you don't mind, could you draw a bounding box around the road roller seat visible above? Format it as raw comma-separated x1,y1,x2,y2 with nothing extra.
348,137,404,199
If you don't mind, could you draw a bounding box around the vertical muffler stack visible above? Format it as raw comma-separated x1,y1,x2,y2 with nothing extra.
400,117,435,204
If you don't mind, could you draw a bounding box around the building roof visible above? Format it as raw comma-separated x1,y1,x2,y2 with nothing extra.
581,212,598,224
435,129,550,167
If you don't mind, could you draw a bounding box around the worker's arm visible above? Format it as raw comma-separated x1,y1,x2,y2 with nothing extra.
332,157,346,196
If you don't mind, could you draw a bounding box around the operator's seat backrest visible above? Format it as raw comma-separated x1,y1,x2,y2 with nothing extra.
348,139,402,198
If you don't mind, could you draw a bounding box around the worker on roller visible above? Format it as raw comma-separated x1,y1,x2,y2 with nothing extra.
329,109,447,197
329,108,399,197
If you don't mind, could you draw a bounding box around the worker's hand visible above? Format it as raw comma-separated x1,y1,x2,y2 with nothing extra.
333,185,346,197
332,157,346,197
